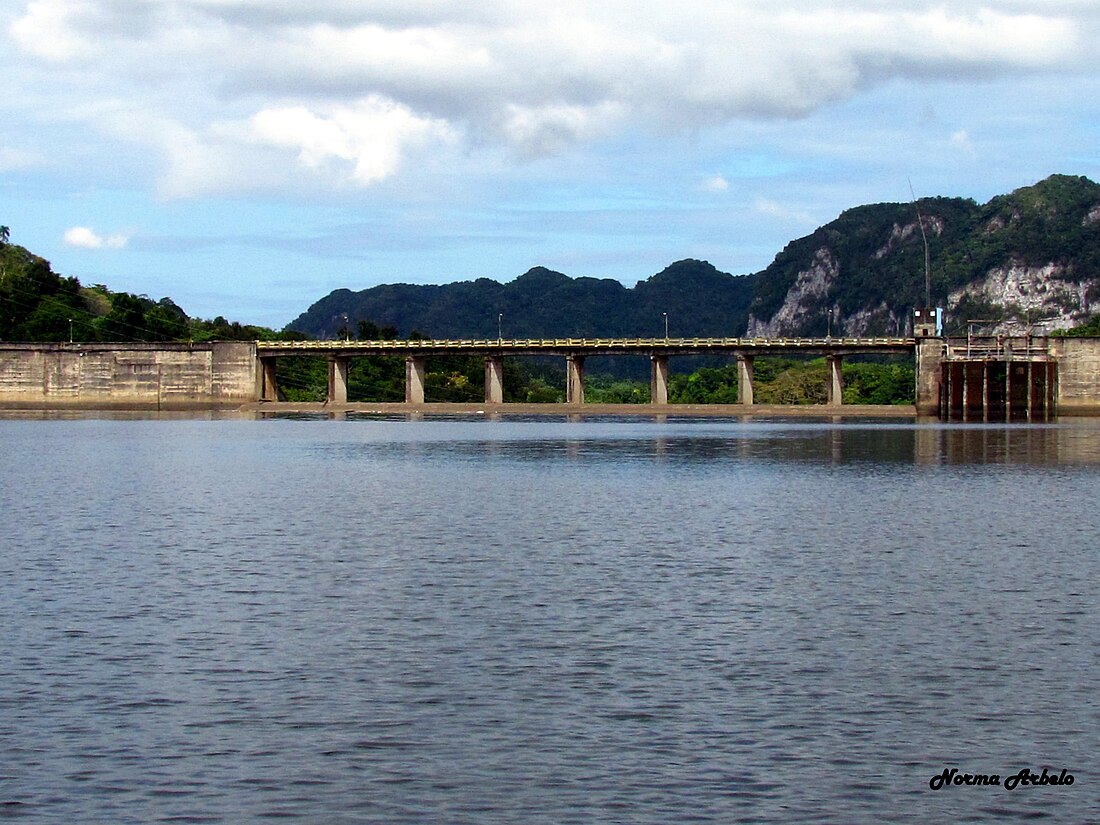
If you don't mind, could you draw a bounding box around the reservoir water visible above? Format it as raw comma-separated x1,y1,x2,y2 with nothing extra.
1,415,1098,823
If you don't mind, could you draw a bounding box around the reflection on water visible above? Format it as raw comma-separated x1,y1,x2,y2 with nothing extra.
1,416,1098,824
284,416,1100,468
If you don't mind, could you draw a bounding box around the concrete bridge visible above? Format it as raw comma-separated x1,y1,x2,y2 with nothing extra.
3,335,1100,417
256,336,916,407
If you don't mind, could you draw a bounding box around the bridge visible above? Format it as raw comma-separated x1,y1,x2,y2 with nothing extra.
3,335,1099,417
256,336,917,406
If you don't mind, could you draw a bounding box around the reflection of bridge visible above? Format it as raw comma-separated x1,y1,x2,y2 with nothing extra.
257,337,917,406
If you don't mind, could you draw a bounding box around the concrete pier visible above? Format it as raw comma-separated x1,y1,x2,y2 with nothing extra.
328,357,348,404
405,356,426,405
737,355,754,406
485,356,504,404
566,354,585,404
260,357,278,402
826,355,844,405
650,355,669,405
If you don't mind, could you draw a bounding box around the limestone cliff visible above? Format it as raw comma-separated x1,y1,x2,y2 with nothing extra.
745,174,1100,336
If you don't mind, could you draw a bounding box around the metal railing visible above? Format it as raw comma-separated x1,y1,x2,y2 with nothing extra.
257,336,916,354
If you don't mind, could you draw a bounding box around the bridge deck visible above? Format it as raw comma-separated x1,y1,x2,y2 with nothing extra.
258,336,916,357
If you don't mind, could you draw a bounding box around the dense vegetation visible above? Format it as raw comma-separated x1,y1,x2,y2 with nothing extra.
291,259,757,341
7,172,1100,405
290,174,1100,341
582,357,916,406
0,228,278,345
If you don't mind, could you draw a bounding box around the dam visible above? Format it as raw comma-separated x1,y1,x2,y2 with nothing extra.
2,336,1099,417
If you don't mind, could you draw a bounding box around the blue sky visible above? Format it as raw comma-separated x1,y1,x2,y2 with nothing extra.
3,0,1099,328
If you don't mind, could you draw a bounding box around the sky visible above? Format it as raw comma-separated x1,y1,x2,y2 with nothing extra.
3,0,1100,328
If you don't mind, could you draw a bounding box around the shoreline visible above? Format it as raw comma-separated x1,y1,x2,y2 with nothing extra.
4,400,1097,418
238,401,920,418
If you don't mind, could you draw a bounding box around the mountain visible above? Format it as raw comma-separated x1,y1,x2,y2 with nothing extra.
747,174,1100,336
289,174,1100,338
290,259,756,339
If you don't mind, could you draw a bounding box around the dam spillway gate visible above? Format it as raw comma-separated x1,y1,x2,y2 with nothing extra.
940,336,1056,421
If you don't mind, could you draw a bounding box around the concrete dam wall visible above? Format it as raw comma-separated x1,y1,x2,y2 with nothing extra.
1050,337,1100,414
0,342,257,409
2,337,1100,414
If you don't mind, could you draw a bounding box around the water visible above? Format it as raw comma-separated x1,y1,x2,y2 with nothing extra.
1,415,1097,823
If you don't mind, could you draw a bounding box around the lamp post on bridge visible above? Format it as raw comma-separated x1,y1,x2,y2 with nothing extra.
498,313,503,344
663,312,668,340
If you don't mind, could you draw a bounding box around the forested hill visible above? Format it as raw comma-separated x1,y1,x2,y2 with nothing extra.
290,174,1100,338
0,228,273,343
5,173,1100,343
291,259,756,340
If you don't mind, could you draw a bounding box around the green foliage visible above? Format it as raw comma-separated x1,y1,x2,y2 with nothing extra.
754,360,828,405
585,374,649,403
276,356,327,402
669,365,740,404
348,355,405,401
842,361,915,405
289,259,755,344
1053,313,1100,337
522,378,562,403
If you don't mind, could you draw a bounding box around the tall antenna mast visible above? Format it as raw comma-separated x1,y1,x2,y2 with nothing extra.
909,178,931,308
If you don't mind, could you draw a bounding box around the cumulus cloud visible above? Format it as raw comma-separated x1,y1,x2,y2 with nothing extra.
63,226,129,249
250,96,456,184
6,0,1088,195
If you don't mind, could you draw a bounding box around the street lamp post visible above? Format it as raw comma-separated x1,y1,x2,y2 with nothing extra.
663,312,668,340
498,313,503,343
68,318,73,343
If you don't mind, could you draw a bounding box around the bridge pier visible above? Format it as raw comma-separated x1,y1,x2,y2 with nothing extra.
737,354,754,405
259,356,278,402
650,355,669,405
406,356,426,404
985,363,994,422
566,354,585,404
485,356,504,404
328,356,349,404
826,355,844,405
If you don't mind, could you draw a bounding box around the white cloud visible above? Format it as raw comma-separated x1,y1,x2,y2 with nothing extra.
9,0,99,62
250,96,456,185
6,0,1089,195
950,129,977,156
63,226,129,249
702,175,730,193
